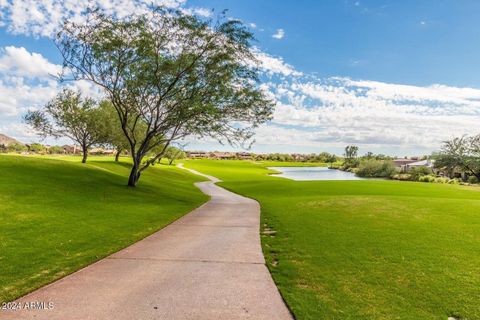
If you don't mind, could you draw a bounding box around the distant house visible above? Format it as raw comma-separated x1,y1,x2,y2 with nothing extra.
236,152,252,160
90,147,115,155
393,158,435,172
292,153,307,161
393,159,418,169
212,152,236,160
62,145,80,154
405,159,435,171
187,151,208,158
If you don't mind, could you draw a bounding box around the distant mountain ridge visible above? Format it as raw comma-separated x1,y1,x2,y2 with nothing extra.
0,133,22,146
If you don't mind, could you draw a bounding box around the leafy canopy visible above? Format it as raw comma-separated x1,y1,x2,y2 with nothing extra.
57,7,273,185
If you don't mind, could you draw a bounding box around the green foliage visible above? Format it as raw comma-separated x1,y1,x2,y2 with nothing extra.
468,175,479,184
408,166,433,180
448,178,460,184
344,145,359,159
57,7,273,186
434,135,480,180
418,175,436,183
362,152,392,160
24,89,105,163
48,146,65,154
164,146,186,165
342,145,360,169
251,152,337,163
95,100,130,153
28,143,46,153
391,173,412,181
434,177,450,183
356,159,396,178
7,143,27,153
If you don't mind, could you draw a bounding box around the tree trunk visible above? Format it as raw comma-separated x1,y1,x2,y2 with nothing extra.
81,146,88,163
128,155,142,187
169,158,174,165
115,148,121,162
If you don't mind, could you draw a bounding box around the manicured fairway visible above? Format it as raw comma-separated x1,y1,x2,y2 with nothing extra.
183,160,480,320
0,155,208,303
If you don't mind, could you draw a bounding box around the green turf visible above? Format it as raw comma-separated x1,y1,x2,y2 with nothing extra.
0,155,208,303
183,159,480,320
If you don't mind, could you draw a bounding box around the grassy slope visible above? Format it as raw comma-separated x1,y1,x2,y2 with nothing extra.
0,155,208,303
183,159,480,320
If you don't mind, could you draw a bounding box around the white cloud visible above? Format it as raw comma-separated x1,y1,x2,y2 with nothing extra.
181,7,212,17
0,46,103,143
253,49,302,77
257,77,480,153
0,0,190,37
272,28,285,39
0,46,62,78
249,22,257,29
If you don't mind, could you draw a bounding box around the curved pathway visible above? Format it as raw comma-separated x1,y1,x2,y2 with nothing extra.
2,165,292,320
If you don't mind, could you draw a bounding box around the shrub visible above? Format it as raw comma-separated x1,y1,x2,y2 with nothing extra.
408,166,433,180
468,176,479,184
28,143,46,153
434,177,449,184
448,178,460,184
418,175,436,182
341,159,360,170
392,173,412,181
7,143,27,153
356,159,396,178
48,146,65,154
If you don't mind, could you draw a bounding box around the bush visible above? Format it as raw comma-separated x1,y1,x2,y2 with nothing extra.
356,159,396,178
48,146,65,154
392,173,412,181
408,166,433,180
434,177,449,184
418,175,436,183
28,143,46,153
468,176,479,184
448,178,460,184
7,143,27,153
341,158,360,170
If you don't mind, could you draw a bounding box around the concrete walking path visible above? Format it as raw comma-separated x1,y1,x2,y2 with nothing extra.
2,165,292,320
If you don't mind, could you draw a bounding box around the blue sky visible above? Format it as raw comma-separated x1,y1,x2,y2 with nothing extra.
1,0,480,156
188,0,480,87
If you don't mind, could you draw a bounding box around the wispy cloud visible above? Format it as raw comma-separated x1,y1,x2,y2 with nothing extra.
272,28,285,39
0,0,192,37
257,76,480,153
252,49,302,77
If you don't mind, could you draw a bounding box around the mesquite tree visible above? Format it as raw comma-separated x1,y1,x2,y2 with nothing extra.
164,146,186,165
24,89,103,163
435,135,480,180
96,100,131,161
56,8,273,186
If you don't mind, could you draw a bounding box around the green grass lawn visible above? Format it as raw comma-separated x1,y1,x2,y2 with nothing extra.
0,155,208,303
183,159,480,320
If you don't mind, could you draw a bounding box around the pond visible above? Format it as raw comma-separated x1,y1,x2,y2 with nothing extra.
268,166,364,181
